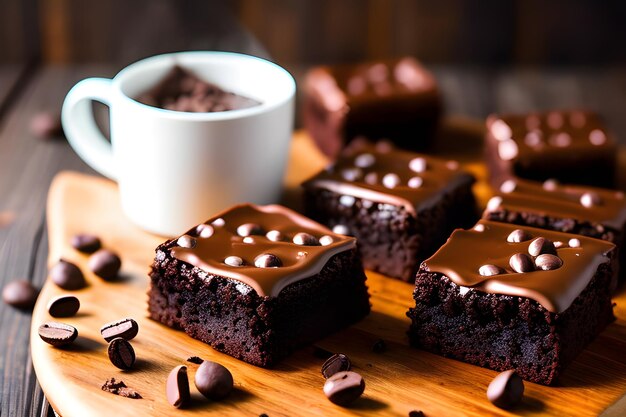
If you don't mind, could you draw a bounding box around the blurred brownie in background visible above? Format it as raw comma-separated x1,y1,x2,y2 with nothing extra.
303,57,442,159
484,110,617,188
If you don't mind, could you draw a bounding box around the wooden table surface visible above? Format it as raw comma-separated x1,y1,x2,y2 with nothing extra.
2,22,626,417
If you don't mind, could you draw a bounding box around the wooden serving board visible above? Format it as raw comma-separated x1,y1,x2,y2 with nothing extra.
32,122,626,416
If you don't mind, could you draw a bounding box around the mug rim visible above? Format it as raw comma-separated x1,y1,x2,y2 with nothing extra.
112,51,296,121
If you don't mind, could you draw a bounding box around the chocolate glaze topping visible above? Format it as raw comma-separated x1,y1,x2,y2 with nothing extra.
486,178,626,229
424,220,615,313
486,110,616,164
169,204,356,297
303,141,474,216
305,57,438,113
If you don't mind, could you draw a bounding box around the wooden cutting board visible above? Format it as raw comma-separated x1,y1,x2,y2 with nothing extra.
31,122,626,416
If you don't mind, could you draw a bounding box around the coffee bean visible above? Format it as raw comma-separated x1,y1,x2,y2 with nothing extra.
506,229,532,243
108,337,136,370
372,339,387,353
88,249,121,280
177,235,196,248
2,280,39,309
535,254,563,271
237,223,264,237
166,365,190,408
50,259,86,290
196,224,214,238
509,253,534,273
30,112,63,139
101,318,139,342
254,253,282,268
479,264,504,277
319,235,334,246
487,369,524,409
194,361,233,400
323,371,365,406
568,238,581,248
354,153,375,168
321,353,351,379
70,234,102,253
528,237,556,257
265,230,284,242
47,295,80,317
580,192,602,208
292,232,319,246
38,322,78,346
224,256,244,267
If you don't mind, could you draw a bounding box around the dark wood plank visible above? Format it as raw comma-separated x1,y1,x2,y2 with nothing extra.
39,0,269,65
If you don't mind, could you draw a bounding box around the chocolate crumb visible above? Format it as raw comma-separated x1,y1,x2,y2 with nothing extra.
259,414,269,417
409,411,425,417
101,378,142,399
313,346,333,360
186,356,204,364
372,338,387,353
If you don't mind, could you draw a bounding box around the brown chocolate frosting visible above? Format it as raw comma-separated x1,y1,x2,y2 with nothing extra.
302,141,474,216
486,110,616,164
485,178,626,229
424,220,615,313
169,204,356,297
305,57,438,113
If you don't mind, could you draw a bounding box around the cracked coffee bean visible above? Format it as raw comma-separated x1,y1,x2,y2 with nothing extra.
50,260,86,290
108,337,136,370
487,370,524,409
47,295,80,317
509,253,534,273
101,318,139,342
506,229,531,243
535,254,563,271
528,237,557,257
38,322,78,346
321,353,351,379
323,371,365,406
88,249,121,280
166,365,190,408
71,234,102,253
2,280,39,310
194,360,233,400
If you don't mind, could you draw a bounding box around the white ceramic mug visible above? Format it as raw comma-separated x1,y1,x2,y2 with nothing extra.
62,51,295,236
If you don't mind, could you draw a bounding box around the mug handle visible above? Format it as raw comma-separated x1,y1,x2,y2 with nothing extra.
61,77,117,180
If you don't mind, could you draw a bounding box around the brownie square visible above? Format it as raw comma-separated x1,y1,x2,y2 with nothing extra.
485,110,617,188
303,57,442,159
148,204,370,367
302,141,477,282
407,220,616,385
484,178,626,286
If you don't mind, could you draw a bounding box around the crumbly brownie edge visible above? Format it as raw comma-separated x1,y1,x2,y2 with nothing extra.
303,179,477,281
148,241,370,367
406,254,615,385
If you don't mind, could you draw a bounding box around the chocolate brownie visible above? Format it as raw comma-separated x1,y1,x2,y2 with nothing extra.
302,141,477,281
303,57,441,159
148,204,370,367
485,110,617,188
484,178,626,286
136,65,261,112
407,220,616,385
